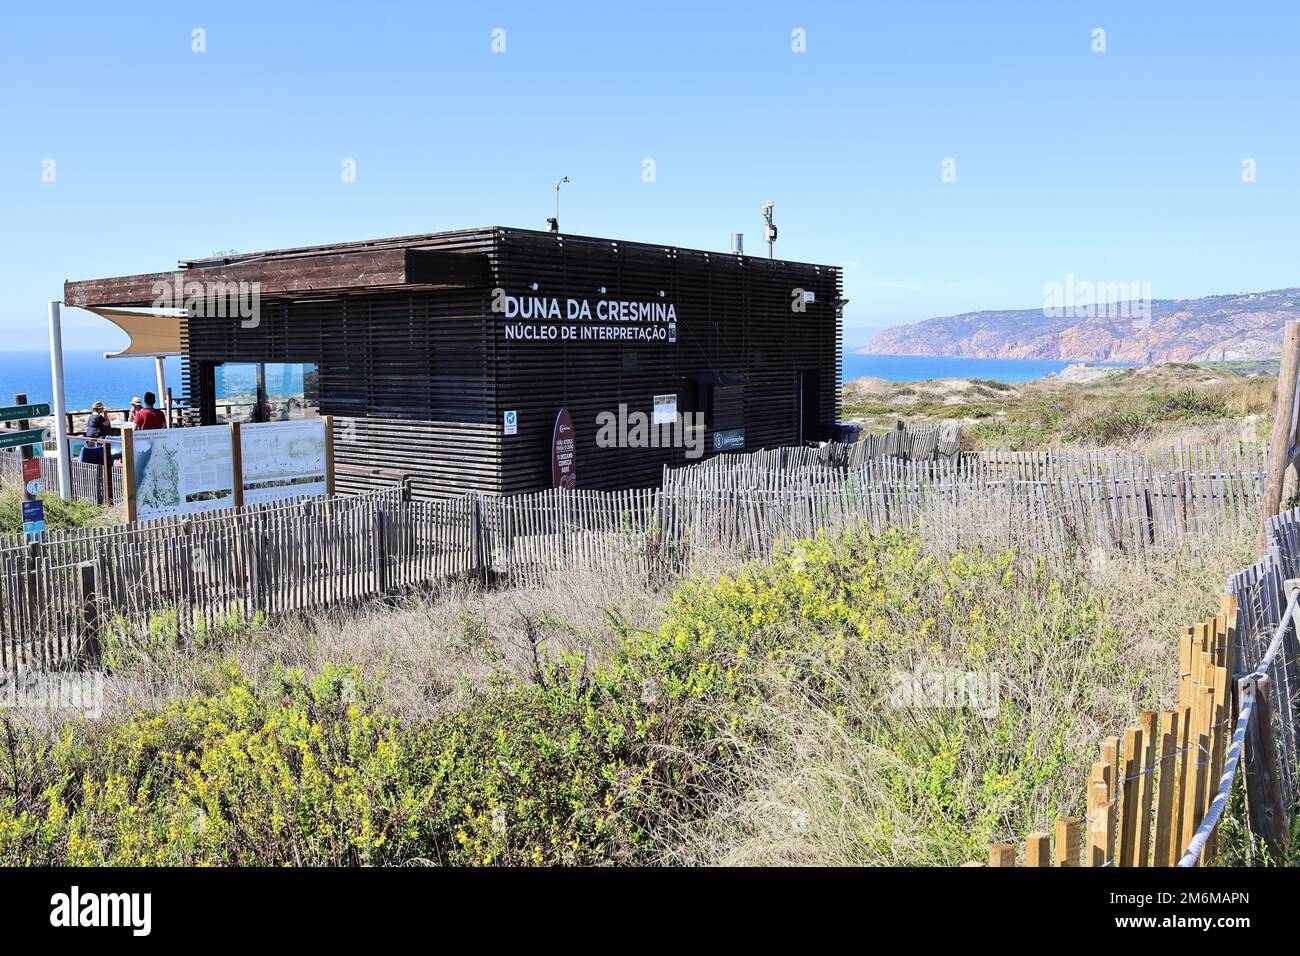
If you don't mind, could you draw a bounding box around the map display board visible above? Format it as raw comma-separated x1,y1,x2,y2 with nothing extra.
239,419,328,506
132,425,235,521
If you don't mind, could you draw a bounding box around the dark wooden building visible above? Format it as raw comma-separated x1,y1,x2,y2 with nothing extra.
64,227,843,498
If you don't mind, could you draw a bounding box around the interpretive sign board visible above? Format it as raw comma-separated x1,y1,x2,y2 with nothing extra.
239,419,328,506
125,419,334,523
130,425,236,521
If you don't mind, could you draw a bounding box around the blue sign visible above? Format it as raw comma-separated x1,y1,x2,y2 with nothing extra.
22,499,45,538
713,429,745,452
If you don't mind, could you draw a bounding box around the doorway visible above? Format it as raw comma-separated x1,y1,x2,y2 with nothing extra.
798,370,820,444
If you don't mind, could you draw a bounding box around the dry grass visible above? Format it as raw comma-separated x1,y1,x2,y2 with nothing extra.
9,489,1256,867
841,363,1276,452
666,508,1255,866
69,544,754,734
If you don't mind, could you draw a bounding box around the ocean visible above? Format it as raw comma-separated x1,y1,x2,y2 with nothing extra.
0,349,1122,412
839,352,1122,383
0,351,185,411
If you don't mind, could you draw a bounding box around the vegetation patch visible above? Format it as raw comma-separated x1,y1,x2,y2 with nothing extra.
0,487,115,534
841,364,1275,451
0,524,1206,866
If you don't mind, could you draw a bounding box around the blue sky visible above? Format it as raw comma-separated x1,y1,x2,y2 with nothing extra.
1,0,1296,350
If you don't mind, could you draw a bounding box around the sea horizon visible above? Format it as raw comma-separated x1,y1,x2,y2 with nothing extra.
841,351,1133,384
0,349,1127,411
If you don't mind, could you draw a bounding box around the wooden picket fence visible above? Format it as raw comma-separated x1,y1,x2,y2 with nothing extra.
0,489,477,671
663,444,1266,556
969,596,1238,867
0,449,116,504
0,440,1272,676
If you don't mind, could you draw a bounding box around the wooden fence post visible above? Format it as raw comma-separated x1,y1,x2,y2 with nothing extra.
101,438,113,505
121,427,138,523
469,493,487,583
373,509,389,595
1153,710,1179,866
76,561,100,666
1025,832,1051,867
988,843,1015,867
1260,319,1300,550
322,415,336,498
1119,726,1143,865
1054,818,1081,867
229,422,244,510
1087,763,1111,866
1135,712,1158,865
1240,675,1290,859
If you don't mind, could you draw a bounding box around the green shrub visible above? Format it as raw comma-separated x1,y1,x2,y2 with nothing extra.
1148,388,1228,420
0,663,429,865
0,527,1152,866
0,487,114,534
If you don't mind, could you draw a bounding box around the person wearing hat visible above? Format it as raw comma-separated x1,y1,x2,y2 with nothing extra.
133,392,166,431
79,400,121,467
129,396,143,419
85,401,112,440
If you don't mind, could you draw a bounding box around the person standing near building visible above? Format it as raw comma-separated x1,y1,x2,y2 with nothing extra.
133,392,166,430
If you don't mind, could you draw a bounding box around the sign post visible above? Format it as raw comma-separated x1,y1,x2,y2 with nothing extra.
122,427,137,523
11,394,44,538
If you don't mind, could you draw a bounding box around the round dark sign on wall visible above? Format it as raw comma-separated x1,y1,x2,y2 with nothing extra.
552,407,577,489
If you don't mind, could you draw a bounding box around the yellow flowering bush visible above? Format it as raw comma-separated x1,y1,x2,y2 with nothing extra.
0,526,1131,865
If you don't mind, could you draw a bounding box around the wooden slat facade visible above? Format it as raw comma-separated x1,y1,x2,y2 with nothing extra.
66,226,843,498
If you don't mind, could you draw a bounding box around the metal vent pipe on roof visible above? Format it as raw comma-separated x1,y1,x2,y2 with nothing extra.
731,233,743,255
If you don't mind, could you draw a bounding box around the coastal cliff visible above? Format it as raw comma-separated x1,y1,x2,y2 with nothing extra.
863,289,1299,362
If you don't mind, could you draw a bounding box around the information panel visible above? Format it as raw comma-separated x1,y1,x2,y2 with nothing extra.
132,425,236,521
239,419,329,506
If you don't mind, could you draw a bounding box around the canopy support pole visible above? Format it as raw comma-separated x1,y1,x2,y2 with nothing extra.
47,300,72,499
154,355,169,427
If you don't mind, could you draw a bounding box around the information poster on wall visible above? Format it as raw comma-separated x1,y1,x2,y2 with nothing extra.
552,407,577,489
132,425,235,521
240,419,329,505
653,394,677,425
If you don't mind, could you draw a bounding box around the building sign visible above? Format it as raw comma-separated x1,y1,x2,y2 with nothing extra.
132,425,236,521
503,410,518,435
498,292,678,345
240,420,328,506
713,429,745,452
653,394,677,425
552,407,577,489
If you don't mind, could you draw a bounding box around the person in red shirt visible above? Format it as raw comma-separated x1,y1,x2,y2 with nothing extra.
133,391,166,430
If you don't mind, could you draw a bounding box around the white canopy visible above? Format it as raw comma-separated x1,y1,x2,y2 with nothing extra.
88,307,184,358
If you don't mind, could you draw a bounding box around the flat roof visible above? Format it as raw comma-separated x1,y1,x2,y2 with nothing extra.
64,225,839,308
